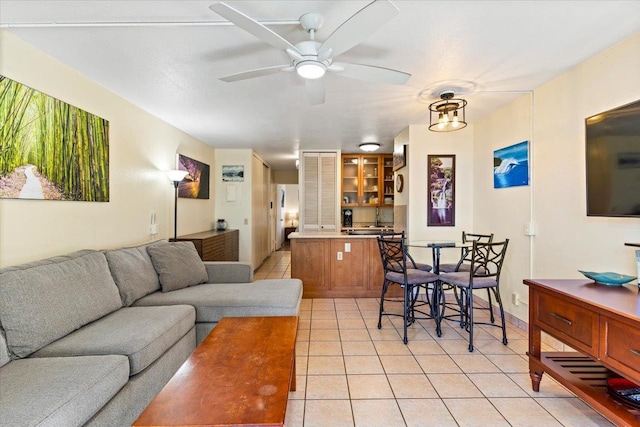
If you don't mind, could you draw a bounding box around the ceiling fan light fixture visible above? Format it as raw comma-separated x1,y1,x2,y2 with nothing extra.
359,143,381,152
429,90,468,132
296,61,326,79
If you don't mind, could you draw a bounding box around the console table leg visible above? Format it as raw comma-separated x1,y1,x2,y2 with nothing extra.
530,370,543,392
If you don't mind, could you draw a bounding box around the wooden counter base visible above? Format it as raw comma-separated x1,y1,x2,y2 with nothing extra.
133,316,298,427
291,237,385,298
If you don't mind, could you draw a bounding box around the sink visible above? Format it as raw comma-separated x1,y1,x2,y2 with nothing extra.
345,228,394,236
346,229,381,235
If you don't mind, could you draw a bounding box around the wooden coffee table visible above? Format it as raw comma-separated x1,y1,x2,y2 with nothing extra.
133,316,298,427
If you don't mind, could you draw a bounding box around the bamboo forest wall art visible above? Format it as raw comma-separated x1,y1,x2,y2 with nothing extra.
428,155,455,226
0,75,109,201
494,141,529,188
178,154,210,199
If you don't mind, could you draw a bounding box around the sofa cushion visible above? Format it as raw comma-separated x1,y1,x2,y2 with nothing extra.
133,279,303,323
0,332,10,368
0,250,123,358
32,305,195,375
0,355,129,427
147,242,208,292
105,242,162,306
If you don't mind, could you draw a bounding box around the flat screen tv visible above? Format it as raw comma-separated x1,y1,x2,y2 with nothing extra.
586,99,640,217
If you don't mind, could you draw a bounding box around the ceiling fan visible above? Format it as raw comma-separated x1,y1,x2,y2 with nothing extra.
209,0,411,105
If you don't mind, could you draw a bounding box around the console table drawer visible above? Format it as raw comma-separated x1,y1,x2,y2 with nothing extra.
601,316,640,383
535,292,598,354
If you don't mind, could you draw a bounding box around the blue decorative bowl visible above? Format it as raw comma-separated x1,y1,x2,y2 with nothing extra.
578,270,637,286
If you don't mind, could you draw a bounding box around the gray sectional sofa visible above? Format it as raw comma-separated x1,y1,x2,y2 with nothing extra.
0,241,303,427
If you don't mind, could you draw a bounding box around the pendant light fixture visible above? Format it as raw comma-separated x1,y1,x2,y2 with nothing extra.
428,90,467,132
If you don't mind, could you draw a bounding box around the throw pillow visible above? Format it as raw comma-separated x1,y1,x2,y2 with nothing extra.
147,241,208,292
104,242,162,306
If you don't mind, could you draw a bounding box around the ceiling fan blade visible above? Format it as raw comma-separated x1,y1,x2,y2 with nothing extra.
319,0,399,58
220,65,290,82
330,62,410,85
306,79,325,105
210,2,299,53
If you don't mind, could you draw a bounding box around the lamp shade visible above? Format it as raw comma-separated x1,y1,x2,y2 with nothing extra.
166,169,188,183
359,143,380,152
296,61,326,79
285,211,299,226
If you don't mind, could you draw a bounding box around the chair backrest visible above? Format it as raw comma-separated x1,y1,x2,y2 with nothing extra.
469,240,509,280
462,232,494,244
455,232,494,267
378,230,422,270
377,234,409,275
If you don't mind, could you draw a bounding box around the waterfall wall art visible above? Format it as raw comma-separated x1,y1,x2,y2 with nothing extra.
0,75,109,201
427,155,455,226
494,141,529,188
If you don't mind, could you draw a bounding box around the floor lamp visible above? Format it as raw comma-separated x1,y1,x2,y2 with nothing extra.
166,169,188,241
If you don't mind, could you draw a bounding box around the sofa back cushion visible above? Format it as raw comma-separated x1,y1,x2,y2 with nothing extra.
0,250,122,358
147,241,208,292
104,242,162,306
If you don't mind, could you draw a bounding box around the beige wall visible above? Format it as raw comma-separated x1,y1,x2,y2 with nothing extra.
530,32,640,279
273,170,299,184
400,125,476,265
473,94,533,321
416,32,640,323
0,31,216,267
214,149,253,264
478,32,640,321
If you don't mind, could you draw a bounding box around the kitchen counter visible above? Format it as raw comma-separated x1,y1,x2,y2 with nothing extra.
290,231,390,298
289,228,396,239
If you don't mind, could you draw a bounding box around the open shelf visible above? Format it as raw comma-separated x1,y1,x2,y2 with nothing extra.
532,352,640,426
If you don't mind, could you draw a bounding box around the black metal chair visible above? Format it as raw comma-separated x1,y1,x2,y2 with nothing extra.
439,232,494,273
377,234,439,344
438,232,495,321
379,230,432,272
439,239,509,352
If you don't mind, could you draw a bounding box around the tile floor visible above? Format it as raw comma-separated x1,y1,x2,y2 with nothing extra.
254,249,614,427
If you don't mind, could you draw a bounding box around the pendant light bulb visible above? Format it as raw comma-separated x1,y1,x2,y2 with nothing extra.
452,110,459,128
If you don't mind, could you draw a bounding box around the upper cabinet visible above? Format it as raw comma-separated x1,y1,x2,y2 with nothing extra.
381,155,394,206
341,154,393,207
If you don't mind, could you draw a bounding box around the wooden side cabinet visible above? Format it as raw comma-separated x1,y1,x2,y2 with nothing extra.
172,229,239,261
525,279,640,426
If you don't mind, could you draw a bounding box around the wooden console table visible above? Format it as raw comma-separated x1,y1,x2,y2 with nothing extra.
525,279,640,426
284,227,296,242
133,316,298,427
172,229,239,261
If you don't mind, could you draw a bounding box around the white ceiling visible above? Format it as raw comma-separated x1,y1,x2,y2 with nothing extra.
1,1,639,170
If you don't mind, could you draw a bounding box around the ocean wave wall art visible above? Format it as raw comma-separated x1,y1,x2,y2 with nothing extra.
494,141,529,188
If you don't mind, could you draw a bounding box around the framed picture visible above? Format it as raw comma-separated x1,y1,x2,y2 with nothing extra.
493,141,529,188
0,75,109,201
428,155,455,226
178,154,210,199
393,144,407,171
222,165,244,182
